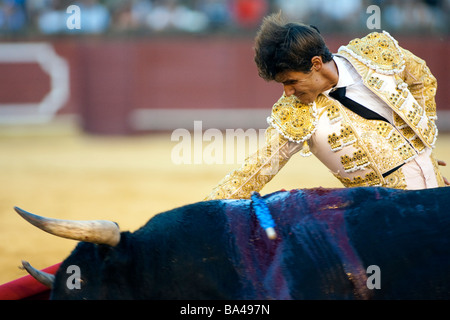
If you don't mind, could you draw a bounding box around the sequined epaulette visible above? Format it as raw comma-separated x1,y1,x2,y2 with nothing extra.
338,31,405,75
267,94,318,143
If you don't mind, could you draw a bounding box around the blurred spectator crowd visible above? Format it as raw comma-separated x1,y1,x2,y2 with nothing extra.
0,0,448,36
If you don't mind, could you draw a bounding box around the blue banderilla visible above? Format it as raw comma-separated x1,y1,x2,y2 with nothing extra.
251,191,277,240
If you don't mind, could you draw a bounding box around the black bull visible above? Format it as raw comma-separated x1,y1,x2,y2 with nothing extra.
17,187,450,299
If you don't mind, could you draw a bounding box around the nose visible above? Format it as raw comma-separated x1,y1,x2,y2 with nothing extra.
283,85,295,97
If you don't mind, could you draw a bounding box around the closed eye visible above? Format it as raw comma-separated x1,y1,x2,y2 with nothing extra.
282,80,298,86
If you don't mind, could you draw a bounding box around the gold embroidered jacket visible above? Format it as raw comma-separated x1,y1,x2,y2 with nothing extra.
205,31,444,200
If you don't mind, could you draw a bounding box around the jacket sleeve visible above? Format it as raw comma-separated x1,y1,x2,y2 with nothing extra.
203,126,303,200
400,48,437,120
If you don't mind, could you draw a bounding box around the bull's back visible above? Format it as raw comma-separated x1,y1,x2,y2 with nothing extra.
259,187,450,299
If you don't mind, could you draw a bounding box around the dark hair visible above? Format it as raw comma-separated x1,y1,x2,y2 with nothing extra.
254,13,333,81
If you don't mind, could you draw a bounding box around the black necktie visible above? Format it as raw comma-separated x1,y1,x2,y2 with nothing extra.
329,87,403,177
329,87,388,123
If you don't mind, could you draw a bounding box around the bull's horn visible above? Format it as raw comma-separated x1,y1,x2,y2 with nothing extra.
21,260,55,288
14,206,120,246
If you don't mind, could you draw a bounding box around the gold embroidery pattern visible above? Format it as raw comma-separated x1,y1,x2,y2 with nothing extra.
406,103,424,126
392,113,424,151
334,167,406,189
327,125,356,151
383,168,407,189
398,125,415,140
420,120,438,146
267,94,318,143
387,131,404,150
339,31,405,75
326,104,343,124
367,75,384,90
375,122,412,153
376,122,394,138
400,48,437,120
393,112,405,126
387,87,408,110
397,144,417,162
340,148,370,172
399,48,438,145
375,76,437,150
344,109,412,172
379,84,437,149
410,136,426,153
334,170,382,188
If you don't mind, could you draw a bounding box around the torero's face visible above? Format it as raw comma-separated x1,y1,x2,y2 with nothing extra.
274,56,338,104
275,69,322,104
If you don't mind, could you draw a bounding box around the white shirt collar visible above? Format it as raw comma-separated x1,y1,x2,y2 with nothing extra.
323,55,356,95
333,55,355,88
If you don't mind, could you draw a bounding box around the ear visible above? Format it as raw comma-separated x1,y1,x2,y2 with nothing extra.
311,56,323,71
